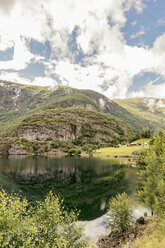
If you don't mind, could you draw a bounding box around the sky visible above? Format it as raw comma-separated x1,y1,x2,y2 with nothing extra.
0,0,165,99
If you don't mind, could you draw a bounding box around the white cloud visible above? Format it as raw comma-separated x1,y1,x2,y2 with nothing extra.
0,0,16,15
156,17,165,27
54,60,103,91
49,37,165,98
0,0,145,57
1,0,165,99
0,71,31,84
45,0,132,57
0,71,58,87
131,21,137,26
152,33,165,55
129,81,165,99
131,0,146,13
0,37,33,70
0,0,45,69
32,76,58,87
0,34,13,51
151,33,165,78
130,26,145,40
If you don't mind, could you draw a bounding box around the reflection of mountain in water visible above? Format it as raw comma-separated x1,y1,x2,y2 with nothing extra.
0,158,125,183
0,157,137,220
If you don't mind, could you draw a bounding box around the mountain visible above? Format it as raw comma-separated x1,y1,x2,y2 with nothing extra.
0,80,128,135
0,80,132,157
1,80,164,157
114,98,165,133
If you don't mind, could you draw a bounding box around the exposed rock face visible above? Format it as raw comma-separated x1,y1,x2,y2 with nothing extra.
8,108,131,146
8,144,27,156
143,98,165,113
16,124,82,142
0,82,132,158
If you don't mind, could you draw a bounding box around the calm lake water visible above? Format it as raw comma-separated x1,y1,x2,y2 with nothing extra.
0,157,137,220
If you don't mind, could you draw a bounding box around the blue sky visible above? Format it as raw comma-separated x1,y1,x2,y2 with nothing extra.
0,0,165,98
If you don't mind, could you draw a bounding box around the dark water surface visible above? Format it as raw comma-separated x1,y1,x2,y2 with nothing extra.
0,157,137,220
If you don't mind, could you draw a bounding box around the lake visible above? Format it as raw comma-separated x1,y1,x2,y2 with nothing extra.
0,157,137,220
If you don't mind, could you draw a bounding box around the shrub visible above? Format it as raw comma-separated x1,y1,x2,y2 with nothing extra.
0,190,90,248
107,192,133,234
51,140,61,149
68,149,81,157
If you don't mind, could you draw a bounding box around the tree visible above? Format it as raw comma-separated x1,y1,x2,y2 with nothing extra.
0,190,90,248
154,178,165,218
82,144,97,156
106,192,133,234
137,130,165,216
134,129,154,140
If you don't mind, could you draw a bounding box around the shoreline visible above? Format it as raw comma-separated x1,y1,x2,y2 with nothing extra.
81,206,151,242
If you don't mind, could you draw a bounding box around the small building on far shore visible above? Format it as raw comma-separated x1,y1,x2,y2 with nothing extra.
141,141,148,146
129,142,139,146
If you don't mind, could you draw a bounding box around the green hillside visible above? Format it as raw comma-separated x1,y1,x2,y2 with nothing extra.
0,81,132,157
114,98,165,133
1,80,165,154
0,109,131,158
0,80,123,137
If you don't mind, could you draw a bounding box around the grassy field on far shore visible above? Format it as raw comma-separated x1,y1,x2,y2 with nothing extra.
94,144,149,158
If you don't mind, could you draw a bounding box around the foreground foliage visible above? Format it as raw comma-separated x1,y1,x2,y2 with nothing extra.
124,218,165,248
107,192,133,234
137,130,165,216
130,130,165,247
0,190,90,247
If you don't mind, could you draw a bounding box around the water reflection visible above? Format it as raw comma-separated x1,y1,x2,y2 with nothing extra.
0,157,137,220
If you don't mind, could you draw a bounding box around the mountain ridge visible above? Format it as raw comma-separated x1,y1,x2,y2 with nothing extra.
1,80,165,158
114,97,165,132
1,80,165,138
0,80,132,157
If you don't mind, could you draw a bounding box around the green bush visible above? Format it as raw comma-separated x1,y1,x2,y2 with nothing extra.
72,138,82,146
51,140,61,149
107,192,133,234
82,144,99,156
44,145,49,152
0,190,90,247
68,149,81,157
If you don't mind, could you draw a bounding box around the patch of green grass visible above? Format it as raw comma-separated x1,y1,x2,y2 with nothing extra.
125,218,165,248
94,145,148,158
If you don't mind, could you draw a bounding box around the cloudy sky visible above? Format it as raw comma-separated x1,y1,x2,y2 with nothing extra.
0,0,165,98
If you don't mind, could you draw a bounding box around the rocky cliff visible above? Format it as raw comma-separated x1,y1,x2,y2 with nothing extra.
0,108,132,157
